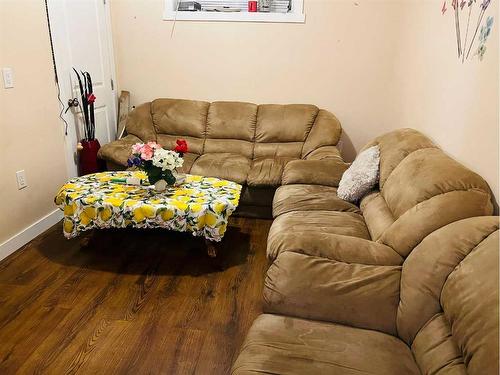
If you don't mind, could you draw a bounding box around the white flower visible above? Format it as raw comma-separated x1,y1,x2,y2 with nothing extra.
152,148,184,171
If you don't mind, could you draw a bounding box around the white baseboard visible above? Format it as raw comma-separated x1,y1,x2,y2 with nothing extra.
0,209,63,262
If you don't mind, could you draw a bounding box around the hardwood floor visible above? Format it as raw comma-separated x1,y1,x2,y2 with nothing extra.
0,217,272,374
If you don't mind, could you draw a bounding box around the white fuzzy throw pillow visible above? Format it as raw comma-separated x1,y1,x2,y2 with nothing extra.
337,145,380,203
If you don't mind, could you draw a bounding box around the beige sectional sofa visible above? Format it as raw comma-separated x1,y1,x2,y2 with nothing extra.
98,99,346,218
232,129,498,374
99,101,498,373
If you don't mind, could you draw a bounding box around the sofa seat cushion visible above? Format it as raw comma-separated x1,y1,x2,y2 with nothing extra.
190,153,251,185
231,314,420,375
97,134,142,167
270,210,369,240
267,210,369,256
247,157,296,187
266,211,399,265
273,184,361,217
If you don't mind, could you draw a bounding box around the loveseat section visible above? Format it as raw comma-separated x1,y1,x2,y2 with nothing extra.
98,99,345,218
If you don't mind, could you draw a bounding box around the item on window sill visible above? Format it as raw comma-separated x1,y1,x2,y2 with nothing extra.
178,1,201,11
259,0,270,12
204,7,241,12
220,7,241,12
248,1,258,12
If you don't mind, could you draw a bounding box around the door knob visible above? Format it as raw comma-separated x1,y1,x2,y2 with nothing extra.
64,98,79,113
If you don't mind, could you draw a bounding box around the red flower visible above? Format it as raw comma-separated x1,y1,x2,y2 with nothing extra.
174,139,188,154
87,93,96,104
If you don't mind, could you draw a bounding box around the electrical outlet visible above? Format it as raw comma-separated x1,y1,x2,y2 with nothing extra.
2,67,14,89
16,170,27,190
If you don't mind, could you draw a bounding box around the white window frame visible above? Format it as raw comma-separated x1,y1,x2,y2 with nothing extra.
163,0,305,23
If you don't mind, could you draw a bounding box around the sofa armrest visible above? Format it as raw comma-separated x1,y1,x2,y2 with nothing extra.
304,145,343,161
97,134,142,168
263,252,401,335
282,159,349,187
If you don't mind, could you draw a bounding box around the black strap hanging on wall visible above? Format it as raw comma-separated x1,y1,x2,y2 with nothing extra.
44,0,69,135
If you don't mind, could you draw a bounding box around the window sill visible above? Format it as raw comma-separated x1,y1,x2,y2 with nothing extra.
163,10,305,23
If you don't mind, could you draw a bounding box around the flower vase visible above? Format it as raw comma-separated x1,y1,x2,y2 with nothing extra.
153,179,168,192
79,139,102,176
173,172,186,186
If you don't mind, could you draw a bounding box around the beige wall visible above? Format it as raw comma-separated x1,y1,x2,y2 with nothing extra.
392,0,499,204
110,0,406,160
110,0,498,202
0,0,68,244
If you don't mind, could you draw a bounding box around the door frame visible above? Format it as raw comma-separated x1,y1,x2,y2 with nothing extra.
46,0,118,179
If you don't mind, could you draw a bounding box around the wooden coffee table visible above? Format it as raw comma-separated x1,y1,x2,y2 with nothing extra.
54,171,242,257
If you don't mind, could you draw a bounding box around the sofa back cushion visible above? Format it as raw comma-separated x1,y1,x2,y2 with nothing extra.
253,104,319,159
129,99,341,160
205,101,257,158
361,128,438,188
360,129,493,257
151,98,209,155
125,102,157,142
301,110,342,158
397,217,499,375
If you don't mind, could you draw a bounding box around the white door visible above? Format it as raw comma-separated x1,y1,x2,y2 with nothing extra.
47,0,117,178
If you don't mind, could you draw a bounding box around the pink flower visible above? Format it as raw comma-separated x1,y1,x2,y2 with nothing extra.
132,143,144,155
147,141,162,149
140,144,154,160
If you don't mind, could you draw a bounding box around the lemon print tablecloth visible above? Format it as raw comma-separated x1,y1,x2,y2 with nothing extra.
54,171,242,242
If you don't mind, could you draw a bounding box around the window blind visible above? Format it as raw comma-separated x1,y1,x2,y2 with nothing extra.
184,0,291,13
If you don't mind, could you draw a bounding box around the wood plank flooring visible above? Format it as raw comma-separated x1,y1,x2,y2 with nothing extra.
0,217,271,374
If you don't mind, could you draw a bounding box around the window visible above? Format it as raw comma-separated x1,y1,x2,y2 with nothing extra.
164,0,305,23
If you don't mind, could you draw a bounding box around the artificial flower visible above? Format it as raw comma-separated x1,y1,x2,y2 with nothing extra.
87,93,96,104
152,148,184,171
128,142,185,186
147,141,162,149
140,144,154,161
132,143,144,155
174,139,188,154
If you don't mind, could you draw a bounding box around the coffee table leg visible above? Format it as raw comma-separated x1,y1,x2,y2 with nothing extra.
205,239,219,258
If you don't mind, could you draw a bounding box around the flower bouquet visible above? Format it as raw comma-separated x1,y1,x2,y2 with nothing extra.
73,68,102,176
127,139,188,191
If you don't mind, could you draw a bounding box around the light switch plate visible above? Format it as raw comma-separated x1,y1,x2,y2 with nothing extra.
16,170,27,190
2,67,14,88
